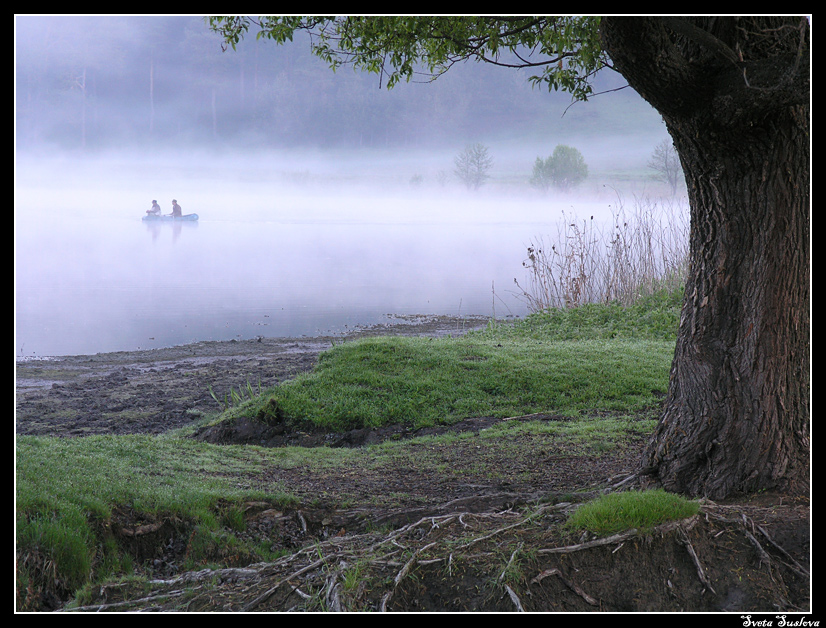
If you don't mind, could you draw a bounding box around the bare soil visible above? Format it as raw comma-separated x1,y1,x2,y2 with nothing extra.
15,316,811,614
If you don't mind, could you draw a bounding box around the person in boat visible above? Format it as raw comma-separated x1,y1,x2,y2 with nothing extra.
170,199,182,218
147,200,162,216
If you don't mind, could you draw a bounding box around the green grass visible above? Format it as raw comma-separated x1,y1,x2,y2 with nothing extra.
483,285,683,342
565,489,700,535
16,434,296,518
15,434,298,605
296,337,666,431
222,286,679,433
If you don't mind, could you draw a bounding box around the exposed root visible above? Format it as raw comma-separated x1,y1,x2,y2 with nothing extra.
380,541,437,611
531,567,599,606
677,524,716,595
60,501,808,613
503,584,525,611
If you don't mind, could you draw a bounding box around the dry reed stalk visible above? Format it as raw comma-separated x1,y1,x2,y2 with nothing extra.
515,195,688,311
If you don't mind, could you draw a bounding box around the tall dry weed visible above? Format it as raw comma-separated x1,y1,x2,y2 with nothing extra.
515,195,689,311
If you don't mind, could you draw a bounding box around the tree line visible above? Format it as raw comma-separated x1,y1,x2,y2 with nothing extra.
453,141,681,195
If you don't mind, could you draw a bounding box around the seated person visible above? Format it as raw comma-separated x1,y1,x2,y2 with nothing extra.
147,200,162,215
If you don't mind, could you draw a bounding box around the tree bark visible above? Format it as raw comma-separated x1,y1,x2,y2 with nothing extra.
600,17,810,499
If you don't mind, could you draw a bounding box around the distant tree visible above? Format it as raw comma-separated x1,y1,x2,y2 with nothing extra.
454,143,493,190
531,144,588,192
647,139,683,196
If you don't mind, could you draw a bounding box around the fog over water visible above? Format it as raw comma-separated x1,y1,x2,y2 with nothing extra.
15,16,673,357
15,150,633,357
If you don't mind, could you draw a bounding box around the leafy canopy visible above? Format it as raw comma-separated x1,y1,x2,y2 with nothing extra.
207,16,608,100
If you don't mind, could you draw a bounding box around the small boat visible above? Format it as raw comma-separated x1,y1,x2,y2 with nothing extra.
142,213,199,222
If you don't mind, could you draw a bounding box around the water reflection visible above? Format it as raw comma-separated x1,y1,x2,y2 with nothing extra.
144,219,198,244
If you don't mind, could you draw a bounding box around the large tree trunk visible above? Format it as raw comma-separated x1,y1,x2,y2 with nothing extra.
600,17,810,499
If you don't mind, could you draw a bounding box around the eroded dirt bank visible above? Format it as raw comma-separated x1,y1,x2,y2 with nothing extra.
15,316,811,613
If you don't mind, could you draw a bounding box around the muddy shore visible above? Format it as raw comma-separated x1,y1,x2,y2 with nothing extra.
15,314,493,438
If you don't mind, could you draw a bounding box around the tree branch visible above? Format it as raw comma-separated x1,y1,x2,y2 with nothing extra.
660,17,741,65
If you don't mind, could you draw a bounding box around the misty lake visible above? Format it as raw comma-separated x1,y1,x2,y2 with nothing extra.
15,152,622,357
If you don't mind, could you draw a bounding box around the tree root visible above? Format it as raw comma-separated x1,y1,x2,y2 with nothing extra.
677,525,716,594
531,567,599,606
62,501,807,612
380,541,437,611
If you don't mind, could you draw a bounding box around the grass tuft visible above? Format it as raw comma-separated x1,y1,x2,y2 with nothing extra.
565,489,700,535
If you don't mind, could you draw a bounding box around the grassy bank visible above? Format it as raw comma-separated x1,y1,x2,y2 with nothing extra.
217,286,682,434
16,286,682,610
230,335,673,433
16,435,300,607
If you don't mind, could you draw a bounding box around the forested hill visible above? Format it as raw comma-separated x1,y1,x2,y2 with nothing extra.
15,15,663,153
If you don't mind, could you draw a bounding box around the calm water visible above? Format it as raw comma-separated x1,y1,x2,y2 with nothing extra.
15,156,619,357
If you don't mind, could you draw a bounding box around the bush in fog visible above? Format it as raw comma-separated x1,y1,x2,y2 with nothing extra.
529,157,554,193
647,139,683,196
530,144,588,193
454,143,493,191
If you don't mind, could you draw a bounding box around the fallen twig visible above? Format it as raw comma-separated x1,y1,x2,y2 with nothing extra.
149,566,260,586
501,412,551,422
325,573,342,612
459,518,529,549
